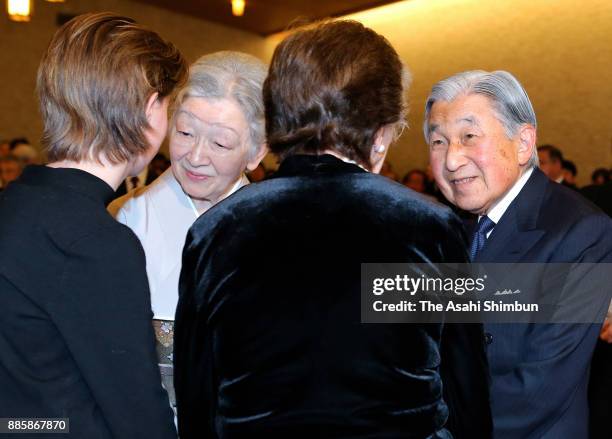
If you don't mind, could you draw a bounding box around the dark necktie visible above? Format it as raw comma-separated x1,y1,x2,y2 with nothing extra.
469,215,495,261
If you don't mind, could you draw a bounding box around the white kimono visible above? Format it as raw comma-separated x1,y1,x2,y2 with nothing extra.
110,169,247,320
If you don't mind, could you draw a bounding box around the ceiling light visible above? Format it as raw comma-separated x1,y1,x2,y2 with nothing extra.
7,0,32,22
231,0,245,17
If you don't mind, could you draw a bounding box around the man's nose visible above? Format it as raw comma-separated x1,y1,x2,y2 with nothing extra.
445,141,467,172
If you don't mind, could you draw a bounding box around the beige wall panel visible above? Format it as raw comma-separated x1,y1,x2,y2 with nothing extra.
264,0,612,185
0,0,267,158
2,0,610,185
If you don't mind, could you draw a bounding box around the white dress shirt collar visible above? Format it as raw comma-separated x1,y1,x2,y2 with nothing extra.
481,167,533,236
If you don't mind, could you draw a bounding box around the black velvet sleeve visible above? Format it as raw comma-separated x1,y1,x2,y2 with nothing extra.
174,228,218,439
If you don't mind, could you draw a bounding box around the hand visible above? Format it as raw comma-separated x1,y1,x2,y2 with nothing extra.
600,319,612,343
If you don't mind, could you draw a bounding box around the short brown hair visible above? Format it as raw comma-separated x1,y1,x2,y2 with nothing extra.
263,20,409,168
37,12,187,164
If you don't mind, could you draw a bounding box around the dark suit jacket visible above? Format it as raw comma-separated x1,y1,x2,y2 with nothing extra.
0,166,176,438
474,168,612,439
175,154,491,439
581,181,612,439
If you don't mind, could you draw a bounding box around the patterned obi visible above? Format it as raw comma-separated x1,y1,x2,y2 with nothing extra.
153,319,176,411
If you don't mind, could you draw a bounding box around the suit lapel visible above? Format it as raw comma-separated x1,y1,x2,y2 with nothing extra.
476,169,549,263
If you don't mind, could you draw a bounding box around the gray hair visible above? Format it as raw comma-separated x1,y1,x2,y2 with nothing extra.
423,70,538,168
174,51,267,158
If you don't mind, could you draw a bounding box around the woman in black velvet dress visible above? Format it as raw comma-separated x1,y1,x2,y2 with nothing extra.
175,20,491,439
0,13,187,438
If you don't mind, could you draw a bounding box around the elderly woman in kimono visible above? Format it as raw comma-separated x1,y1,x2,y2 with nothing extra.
109,51,267,409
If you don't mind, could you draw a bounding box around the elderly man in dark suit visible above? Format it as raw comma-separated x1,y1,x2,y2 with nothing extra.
424,70,612,439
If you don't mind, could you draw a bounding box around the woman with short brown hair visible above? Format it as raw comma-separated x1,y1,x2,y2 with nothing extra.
0,12,187,438
264,20,408,169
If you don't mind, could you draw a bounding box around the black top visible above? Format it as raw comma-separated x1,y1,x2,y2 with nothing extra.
175,154,491,439
0,166,176,438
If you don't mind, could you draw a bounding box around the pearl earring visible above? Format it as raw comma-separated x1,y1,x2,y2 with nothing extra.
374,144,386,153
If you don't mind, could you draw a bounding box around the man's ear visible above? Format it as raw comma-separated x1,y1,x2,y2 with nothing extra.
517,124,536,166
370,125,394,174
246,143,268,171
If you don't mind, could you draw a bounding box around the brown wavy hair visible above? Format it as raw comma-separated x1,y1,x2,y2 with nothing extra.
263,20,409,169
37,12,187,164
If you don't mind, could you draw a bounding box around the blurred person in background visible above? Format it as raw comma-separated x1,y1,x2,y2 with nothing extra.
0,12,187,438
114,150,169,198
402,168,437,201
12,143,41,166
109,51,267,412
561,159,577,189
0,155,23,189
402,168,428,193
175,20,491,439
591,167,610,185
537,144,564,183
8,137,29,151
379,160,399,181
147,152,171,183
0,139,10,158
8,137,42,165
